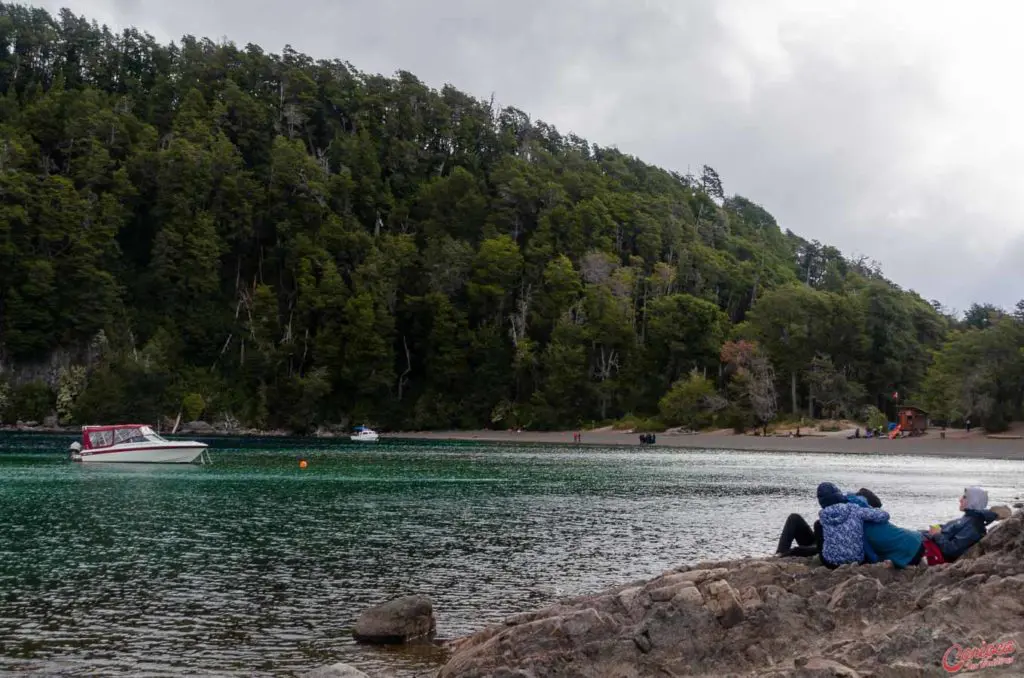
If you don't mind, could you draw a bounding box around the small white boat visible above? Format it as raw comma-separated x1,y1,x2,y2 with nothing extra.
350,426,380,443
69,424,209,464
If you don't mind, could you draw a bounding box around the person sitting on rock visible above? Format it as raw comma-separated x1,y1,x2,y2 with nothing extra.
775,511,822,558
844,492,926,568
817,482,890,569
922,487,1002,564
776,487,881,560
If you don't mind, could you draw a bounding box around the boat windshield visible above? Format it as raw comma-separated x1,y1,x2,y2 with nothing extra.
113,427,146,445
87,429,115,448
87,426,168,448
139,426,166,442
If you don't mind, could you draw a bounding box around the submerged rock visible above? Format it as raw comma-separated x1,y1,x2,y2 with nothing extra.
352,594,436,645
440,511,1024,677
301,663,371,678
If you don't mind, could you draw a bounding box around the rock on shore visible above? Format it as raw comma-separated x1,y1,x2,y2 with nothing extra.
439,511,1024,677
352,594,436,645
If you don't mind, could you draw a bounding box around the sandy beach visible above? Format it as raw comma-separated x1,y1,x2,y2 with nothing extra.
390,428,1024,461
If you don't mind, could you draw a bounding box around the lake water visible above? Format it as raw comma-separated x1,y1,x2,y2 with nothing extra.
1,433,1022,677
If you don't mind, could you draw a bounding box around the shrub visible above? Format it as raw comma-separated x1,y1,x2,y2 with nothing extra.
659,371,717,430
56,366,87,424
0,380,10,423
721,405,755,433
613,414,645,431
861,405,887,432
10,381,55,422
633,417,666,433
182,393,206,421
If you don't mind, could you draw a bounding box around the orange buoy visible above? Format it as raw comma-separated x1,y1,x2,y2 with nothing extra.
299,459,308,469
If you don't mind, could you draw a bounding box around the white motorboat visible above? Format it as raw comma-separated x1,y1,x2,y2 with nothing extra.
69,424,209,464
350,426,380,442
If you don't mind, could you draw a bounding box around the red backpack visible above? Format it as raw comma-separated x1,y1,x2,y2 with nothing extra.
923,538,946,565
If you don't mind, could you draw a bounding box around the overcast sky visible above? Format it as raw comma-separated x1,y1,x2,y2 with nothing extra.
33,0,1024,313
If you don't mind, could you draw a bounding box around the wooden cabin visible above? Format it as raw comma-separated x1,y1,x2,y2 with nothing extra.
897,406,928,434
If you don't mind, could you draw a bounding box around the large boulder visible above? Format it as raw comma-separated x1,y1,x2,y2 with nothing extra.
352,595,436,645
440,511,1024,677
180,420,215,434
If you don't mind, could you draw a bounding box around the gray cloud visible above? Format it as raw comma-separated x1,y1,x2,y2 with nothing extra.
40,0,1024,311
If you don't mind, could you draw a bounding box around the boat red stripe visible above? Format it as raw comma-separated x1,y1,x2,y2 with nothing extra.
81,445,205,456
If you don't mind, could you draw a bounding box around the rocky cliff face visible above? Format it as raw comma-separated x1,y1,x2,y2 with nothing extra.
439,511,1023,677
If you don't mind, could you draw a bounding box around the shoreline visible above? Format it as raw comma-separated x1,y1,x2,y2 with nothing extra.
4,424,1024,461
388,429,1024,461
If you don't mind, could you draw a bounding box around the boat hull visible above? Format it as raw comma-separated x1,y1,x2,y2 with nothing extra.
73,443,207,464
350,434,379,442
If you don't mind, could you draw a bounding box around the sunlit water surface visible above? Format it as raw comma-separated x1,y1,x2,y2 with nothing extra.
1,433,1022,676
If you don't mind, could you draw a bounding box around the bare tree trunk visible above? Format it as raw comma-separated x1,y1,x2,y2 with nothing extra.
397,336,412,401
791,372,798,415
172,410,182,434
639,284,648,345
211,333,233,373
278,80,285,121
300,328,309,370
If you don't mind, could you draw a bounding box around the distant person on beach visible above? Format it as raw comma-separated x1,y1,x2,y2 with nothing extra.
921,487,1002,564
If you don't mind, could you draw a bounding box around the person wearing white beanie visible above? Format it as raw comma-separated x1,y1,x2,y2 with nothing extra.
962,486,989,511
923,486,999,563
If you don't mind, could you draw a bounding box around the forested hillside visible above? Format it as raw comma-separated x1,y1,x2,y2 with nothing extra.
0,4,1009,433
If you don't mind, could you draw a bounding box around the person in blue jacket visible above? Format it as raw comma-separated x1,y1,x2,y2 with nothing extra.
776,486,883,560
817,482,891,568
925,486,998,563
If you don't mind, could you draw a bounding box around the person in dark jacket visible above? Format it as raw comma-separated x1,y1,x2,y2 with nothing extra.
924,487,998,563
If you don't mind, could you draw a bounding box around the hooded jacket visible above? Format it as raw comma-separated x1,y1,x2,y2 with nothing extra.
931,509,997,562
845,494,924,568
819,501,891,566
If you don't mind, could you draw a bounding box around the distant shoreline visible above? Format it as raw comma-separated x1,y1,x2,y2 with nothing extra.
388,429,1024,461
5,424,1024,461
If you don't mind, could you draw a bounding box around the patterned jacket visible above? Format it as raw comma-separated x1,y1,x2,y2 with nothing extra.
819,502,890,566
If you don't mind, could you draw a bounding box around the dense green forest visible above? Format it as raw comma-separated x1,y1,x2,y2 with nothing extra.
0,4,1018,433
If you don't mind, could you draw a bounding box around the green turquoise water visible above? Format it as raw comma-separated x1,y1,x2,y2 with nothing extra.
1,433,1022,676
